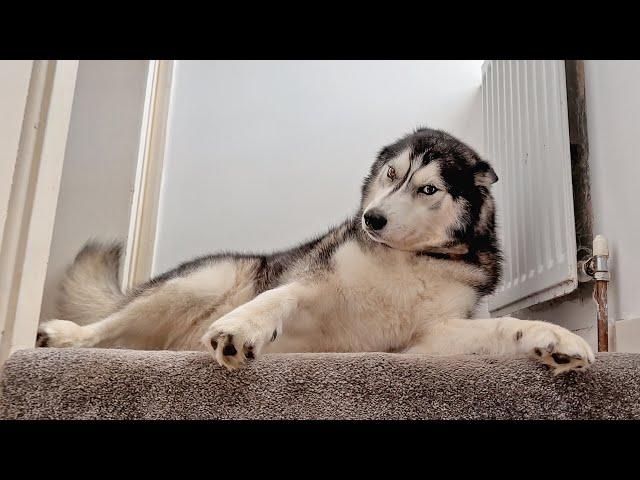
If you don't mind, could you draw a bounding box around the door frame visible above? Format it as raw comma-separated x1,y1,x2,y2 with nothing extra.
121,60,174,290
0,60,79,365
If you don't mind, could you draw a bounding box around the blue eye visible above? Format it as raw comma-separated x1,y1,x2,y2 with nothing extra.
418,185,438,195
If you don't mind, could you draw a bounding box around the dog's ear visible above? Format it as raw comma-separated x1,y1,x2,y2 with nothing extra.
473,160,498,187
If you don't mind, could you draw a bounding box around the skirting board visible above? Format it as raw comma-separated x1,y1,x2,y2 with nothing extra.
615,318,640,353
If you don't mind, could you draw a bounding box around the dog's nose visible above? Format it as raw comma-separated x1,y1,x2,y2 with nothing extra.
364,211,387,231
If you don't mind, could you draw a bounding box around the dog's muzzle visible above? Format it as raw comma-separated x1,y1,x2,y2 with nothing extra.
363,210,387,231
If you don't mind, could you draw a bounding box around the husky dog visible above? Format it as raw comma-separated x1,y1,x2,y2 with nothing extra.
38,128,594,374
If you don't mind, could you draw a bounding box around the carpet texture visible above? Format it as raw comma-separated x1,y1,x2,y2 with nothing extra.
1,348,639,420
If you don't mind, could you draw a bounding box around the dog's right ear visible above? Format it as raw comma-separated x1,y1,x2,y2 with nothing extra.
474,160,499,187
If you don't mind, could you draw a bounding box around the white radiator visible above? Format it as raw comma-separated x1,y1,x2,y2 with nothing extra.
482,60,577,315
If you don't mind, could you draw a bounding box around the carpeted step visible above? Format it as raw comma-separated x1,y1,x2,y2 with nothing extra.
1,348,638,419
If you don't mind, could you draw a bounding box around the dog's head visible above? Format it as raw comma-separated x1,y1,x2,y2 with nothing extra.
360,128,498,253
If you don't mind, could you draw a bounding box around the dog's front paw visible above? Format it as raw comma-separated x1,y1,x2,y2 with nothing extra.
202,316,279,370
37,320,92,348
521,322,595,375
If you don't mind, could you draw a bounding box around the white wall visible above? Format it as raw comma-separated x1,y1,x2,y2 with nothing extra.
40,61,148,321
153,60,484,274
584,61,640,347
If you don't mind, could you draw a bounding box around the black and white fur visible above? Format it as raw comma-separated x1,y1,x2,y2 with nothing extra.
38,128,594,374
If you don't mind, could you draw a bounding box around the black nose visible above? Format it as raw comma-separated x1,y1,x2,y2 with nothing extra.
364,211,387,231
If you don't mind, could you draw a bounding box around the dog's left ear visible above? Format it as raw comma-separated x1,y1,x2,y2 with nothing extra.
473,160,498,187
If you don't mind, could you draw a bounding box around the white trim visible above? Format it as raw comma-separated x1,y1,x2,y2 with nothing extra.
122,60,174,290
0,61,78,365
121,60,157,289
613,318,640,353
490,278,577,318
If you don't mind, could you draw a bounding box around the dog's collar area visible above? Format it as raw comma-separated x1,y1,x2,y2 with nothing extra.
416,243,470,261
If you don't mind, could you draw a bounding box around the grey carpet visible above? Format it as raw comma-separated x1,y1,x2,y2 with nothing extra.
1,348,638,420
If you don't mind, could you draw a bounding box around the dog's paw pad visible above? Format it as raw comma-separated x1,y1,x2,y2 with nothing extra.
222,344,237,356
204,328,262,370
245,345,255,359
36,330,50,347
551,352,573,364
202,316,280,370
524,324,595,375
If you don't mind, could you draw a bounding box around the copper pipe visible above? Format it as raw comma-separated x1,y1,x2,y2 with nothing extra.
595,279,608,352
592,235,610,352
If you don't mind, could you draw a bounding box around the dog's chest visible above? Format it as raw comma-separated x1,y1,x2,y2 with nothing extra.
332,242,430,311
318,241,476,348
265,241,480,354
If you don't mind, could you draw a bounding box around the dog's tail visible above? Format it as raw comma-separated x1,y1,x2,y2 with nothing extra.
57,241,126,325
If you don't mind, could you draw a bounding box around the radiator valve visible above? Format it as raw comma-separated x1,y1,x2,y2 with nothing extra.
578,235,610,282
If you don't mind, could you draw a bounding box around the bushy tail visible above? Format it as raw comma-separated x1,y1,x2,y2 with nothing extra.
57,241,125,325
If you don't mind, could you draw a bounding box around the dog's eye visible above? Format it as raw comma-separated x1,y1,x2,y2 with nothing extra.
418,185,439,195
387,166,396,180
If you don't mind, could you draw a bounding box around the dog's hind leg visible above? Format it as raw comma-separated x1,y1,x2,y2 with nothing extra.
37,259,259,351
37,290,213,350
